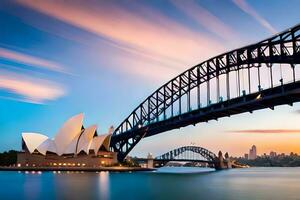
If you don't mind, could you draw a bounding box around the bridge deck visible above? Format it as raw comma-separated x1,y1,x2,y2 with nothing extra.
145,80,300,137
113,80,300,140
154,159,214,163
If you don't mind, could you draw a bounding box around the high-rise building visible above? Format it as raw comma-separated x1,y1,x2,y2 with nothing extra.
249,145,257,160
244,153,249,159
249,149,253,159
252,145,257,159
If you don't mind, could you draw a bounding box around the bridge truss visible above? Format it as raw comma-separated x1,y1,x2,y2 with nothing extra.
155,146,217,163
110,24,300,161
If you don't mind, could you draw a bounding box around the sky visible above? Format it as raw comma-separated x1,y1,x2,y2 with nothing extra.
1,0,300,157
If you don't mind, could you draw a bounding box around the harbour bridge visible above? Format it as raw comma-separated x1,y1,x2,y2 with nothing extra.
110,24,300,161
134,145,240,169
154,146,218,168
155,146,217,164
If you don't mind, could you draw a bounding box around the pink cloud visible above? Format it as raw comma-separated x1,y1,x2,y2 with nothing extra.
171,0,236,41
114,53,180,82
232,0,276,34
0,69,66,104
15,0,225,80
227,129,300,134
0,47,68,74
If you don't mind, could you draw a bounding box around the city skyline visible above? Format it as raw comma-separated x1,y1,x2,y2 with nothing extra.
242,144,300,159
1,0,300,157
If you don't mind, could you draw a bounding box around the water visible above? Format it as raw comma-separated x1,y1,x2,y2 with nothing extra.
1,167,300,200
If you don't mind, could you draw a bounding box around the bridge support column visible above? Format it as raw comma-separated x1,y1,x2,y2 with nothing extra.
214,151,226,170
147,153,154,169
224,152,232,169
214,151,233,169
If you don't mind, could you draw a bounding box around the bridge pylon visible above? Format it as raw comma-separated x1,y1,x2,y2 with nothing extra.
213,151,233,170
147,153,154,168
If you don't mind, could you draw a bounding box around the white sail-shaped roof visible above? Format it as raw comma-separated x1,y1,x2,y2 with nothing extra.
22,133,48,153
89,134,112,155
36,138,57,155
102,134,112,151
54,113,84,156
106,136,112,151
76,125,97,154
20,113,114,156
64,134,81,154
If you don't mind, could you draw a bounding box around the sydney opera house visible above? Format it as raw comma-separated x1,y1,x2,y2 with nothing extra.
17,113,118,167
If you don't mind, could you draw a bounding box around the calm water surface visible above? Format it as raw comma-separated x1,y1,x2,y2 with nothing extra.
1,167,300,200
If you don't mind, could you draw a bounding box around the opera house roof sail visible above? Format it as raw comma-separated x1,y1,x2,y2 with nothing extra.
21,113,113,156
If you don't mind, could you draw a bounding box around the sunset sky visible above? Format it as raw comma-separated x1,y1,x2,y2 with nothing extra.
1,0,300,157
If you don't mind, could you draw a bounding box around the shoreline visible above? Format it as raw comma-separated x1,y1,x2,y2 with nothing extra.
0,166,155,172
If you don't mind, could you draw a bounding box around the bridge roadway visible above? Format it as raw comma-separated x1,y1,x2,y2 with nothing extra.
145,80,300,137
134,158,214,164
113,80,300,141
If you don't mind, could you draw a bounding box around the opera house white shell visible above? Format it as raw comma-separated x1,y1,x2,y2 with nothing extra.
21,113,113,156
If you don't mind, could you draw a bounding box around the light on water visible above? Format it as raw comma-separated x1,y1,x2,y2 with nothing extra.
98,171,109,200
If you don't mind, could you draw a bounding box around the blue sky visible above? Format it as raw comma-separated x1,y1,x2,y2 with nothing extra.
1,0,300,157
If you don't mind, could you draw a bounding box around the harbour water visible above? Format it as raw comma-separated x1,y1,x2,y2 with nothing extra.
1,167,300,200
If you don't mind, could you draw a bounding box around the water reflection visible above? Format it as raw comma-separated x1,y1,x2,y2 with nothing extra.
98,171,109,200
2,168,300,200
23,171,42,200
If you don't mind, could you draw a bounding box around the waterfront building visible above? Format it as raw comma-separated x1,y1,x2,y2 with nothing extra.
17,113,118,167
244,153,249,160
249,145,257,160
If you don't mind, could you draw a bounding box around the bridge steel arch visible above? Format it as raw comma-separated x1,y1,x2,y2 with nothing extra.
110,24,300,161
155,146,217,163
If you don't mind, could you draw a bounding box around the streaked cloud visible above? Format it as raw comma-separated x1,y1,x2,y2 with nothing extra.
15,0,224,80
171,0,236,40
232,0,276,34
114,53,179,82
0,47,68,74
227,129,300,134
0,69,66,104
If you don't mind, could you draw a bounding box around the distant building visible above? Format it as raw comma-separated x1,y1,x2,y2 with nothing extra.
244,153,249,160
249,149,253,159
290,152,298,157
249,145,257,160
263,153,267,158
270,151,277,158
